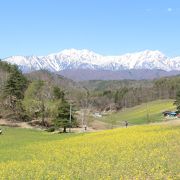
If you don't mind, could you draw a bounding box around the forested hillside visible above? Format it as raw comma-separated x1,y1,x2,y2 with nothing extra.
80,76,180,110
0,61,28,120
25,70,87,104
0,61,83,131
1,60,180,128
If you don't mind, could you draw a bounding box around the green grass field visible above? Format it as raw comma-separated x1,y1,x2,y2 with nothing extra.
99,99,176,126
0,127,79,162
0,124,180,179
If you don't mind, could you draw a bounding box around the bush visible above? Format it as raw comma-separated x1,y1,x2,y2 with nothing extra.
46,127,55,132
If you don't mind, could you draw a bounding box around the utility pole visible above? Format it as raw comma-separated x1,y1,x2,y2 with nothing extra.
81,109,84,131
69,104,72,133
146,102,150,123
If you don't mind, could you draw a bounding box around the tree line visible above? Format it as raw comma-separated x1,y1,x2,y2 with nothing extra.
80,77,180,111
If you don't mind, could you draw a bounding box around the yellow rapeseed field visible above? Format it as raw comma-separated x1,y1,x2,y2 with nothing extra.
0,125,180,179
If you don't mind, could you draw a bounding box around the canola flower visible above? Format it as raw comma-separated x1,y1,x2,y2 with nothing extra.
0,125,180,179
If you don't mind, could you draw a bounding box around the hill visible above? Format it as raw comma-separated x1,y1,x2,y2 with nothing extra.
80,75,180,91
79,76,180,111
25,70,86,99
94,100,176,126
59,69,180,81
0,62,86,124
0,124,179,179
80,79,153,91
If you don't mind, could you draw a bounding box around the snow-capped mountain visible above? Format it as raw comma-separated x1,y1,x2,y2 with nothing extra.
2,49,180,72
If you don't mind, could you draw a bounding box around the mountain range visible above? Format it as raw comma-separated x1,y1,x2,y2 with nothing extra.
2,49,180,81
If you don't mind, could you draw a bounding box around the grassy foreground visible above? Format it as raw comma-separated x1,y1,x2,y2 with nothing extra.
0,124,180,179
100,99,176,126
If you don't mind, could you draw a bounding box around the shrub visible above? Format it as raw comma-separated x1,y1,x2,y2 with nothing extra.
46,127,55,132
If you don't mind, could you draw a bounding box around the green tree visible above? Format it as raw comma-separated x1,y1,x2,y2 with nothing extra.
3,65,28,112
174,89,180,111
22,80,48,125
114,87,128,109
53,86,65,100
54,100,76,133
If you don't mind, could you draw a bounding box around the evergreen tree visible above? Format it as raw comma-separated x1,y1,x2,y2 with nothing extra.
53,86,65,100
174,89,180,111
3,65,28,111
54,100,76,133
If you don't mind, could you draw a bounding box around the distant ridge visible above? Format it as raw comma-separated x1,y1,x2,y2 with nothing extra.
59,69,180,81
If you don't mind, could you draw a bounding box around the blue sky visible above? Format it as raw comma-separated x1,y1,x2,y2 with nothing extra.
0,0,180,58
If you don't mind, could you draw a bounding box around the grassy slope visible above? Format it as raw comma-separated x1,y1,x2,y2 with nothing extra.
99,99,176,125
0,127,79,162
0,125,180,179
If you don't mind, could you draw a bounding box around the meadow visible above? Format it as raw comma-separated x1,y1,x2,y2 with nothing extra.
0,124,180,179
99,99,176,126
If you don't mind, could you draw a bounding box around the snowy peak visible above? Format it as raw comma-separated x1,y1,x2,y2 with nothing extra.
47,49,103,65
2,49,180,72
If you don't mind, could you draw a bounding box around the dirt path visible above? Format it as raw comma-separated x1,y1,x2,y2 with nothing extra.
0,119,99,132
1,118,179,133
